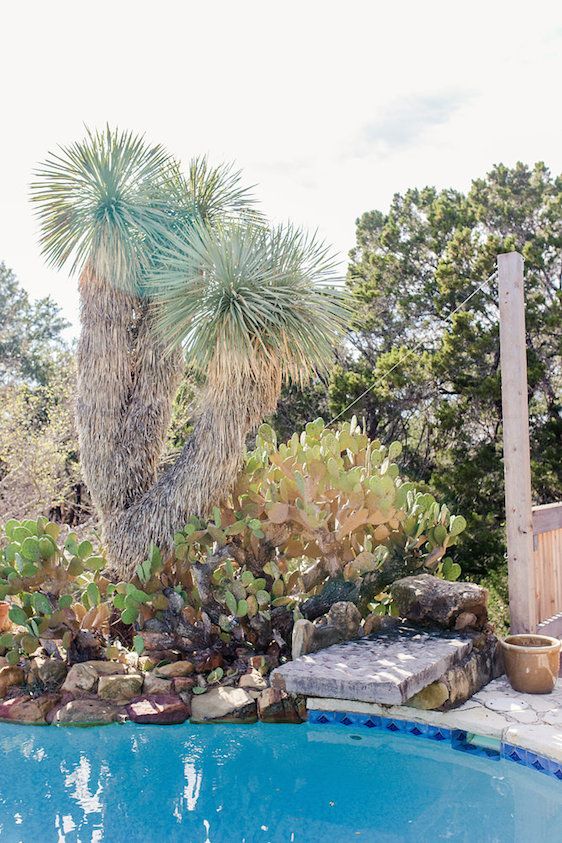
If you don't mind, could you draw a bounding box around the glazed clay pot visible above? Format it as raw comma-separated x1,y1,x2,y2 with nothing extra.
502,634,561,694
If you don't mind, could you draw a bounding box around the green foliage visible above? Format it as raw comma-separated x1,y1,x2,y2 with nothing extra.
290,161,562,577
148,220,349,382
0,517,109,662
169,419,466,619
30,126,175,292
0,261,69,386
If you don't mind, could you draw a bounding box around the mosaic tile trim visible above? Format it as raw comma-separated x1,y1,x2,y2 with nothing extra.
308,709,562,782
501,743,562,781
308,709,451,740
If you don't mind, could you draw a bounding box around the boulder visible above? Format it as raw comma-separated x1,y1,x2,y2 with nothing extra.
143,673,173,695
190,687,257,724
61,663,98,695
127,695,190,725
193,650,223,673
292,601,363,659
67,630,105,664
52,698,124,726
391,574,488,629
172,676,196,694
327,601,362,637
257,688,307,723
239,670,268,692
97,673,143,702
85,661,127,676
0,665,25,698
28,657,67,689
406,632,503,711
61,660,127,696
0,693,60,724
362,614,401,636
155,660,194,678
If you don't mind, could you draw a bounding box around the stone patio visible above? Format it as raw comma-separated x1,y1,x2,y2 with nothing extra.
307,676,562,764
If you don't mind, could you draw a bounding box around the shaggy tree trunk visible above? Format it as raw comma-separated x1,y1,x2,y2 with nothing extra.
76,269,135,516
76,267,282,580
103,364,281,580
114,302,184,507
76,270,184,516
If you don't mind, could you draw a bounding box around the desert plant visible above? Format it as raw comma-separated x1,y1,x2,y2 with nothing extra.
149,419,467,627
0,517,109,662
31,128,347,580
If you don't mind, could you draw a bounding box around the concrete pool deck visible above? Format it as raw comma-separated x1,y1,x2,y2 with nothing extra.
307,675,562,765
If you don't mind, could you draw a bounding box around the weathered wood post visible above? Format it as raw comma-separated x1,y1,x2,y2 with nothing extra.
498,252,537,633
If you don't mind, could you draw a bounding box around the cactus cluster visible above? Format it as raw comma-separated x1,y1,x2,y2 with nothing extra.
0,420,468,665
0,518,108,663
223,417,465,599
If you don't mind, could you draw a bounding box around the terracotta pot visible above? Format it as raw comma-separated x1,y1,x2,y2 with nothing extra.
501,634,560,694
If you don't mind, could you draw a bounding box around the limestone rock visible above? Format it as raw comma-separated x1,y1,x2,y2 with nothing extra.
391,574,487,629
405,632,502,711
127,694,190,725
257,688,306,723
239,670,268,691
143,673,172,695
138,655,157,672
85,661,127,676
0,665,25,698
97,673,143,702
62,663,98,695
327,601,362,637
363,614,401,636
0,693,60,724
454,612,478,631
28,657,67,689
292,601,363,660
274,624,476,705
190,687,257,723
52,698,123,726
155,660,194,678
172,676,196,694
193,650,223,673
61,660,127,696
406,681,450,710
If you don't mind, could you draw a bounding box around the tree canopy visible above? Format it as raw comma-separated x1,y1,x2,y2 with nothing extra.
0,261,69,385
278,162,561,577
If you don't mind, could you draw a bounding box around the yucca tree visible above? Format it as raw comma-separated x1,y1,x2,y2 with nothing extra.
32,128,348,578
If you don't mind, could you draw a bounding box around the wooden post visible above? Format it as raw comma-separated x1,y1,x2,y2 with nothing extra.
498,252,537,633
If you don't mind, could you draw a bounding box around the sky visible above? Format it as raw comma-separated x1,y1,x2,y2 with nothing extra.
1,0,561,336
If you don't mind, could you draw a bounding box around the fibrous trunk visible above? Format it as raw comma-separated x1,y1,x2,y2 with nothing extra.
75,268,281,580
104,363,281,579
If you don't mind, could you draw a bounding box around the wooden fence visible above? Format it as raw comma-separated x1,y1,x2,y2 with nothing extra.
534,503,562,636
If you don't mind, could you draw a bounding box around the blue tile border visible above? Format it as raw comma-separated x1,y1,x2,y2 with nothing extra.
308,709,562,782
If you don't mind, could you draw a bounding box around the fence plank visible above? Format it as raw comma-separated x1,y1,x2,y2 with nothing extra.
499,252,537,633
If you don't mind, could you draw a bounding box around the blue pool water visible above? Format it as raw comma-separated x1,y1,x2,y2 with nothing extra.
0,721,561,842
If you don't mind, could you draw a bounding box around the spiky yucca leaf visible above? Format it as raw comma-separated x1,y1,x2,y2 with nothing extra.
157,156,263,237
30,126,174,291
149,221,349,384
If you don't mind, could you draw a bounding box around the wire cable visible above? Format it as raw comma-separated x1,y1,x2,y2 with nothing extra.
327,269,498,427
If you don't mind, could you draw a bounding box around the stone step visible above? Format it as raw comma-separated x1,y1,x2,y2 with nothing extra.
271,624,476,705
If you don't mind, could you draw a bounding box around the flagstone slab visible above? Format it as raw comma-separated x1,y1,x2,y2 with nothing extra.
271,625,475,705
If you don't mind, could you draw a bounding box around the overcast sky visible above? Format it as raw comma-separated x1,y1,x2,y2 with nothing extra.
1,0,561,335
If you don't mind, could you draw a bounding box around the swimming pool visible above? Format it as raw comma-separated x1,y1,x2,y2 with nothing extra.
0,720,560,842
